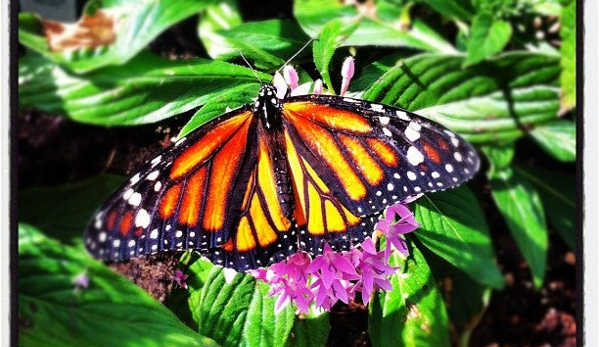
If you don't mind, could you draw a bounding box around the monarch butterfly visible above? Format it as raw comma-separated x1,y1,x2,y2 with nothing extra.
84,80,479,271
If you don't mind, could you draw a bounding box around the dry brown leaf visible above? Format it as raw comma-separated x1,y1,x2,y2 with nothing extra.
42,9,116,52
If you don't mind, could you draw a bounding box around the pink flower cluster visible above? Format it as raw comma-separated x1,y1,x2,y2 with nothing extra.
250,204,419,314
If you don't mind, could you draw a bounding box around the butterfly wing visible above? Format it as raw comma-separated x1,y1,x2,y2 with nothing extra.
85,104,297,270
281,95,479,252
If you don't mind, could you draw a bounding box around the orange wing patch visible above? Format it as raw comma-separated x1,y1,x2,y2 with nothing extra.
178,166,207,227
285,132,361,236
171,112,251,180
367,138,399,167
232,137,292,252
284,102,373,134
338,134,384,186
284,109,367,201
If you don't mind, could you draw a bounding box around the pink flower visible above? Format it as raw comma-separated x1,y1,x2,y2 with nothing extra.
376,203,419,256
351,238,397,304
340,57,355,96
173,269,189,290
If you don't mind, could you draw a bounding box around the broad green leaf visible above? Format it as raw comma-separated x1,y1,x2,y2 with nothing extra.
413,187,504,289
416,0,475,20
19,0,217,73
198,0,244,59
369,241,450,347
18,224,217,347
424,248,492,347
187,260,295,347
19,175,125,244
481,143,515,170
464,12,512,67
203,19,312,70
529,119,576,162
488,167,548,288
294,0,456,53
19,52,269,126
560,0,576,110
362,52,561,144
284,309,329,347
514,165,576,250
313,19,359,91
178,83,258,138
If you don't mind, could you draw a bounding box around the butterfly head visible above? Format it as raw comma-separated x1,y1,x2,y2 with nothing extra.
256,85,284,131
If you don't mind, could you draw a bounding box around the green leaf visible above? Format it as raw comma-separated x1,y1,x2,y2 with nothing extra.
19,0,218,73
18,224,218,347
19,52,268,126
179,83,258,138
362,52,561,144
464,12,512,67
187,260,295,347
294,0,456,53
560,0,576,110
19,175,125,244
369,242,450,347
514,165,576,250
284,309,330,347
313,19,359,90
529,119,576,162
424,249,492,346
488,166,548,288
205,19,312,70
481,144,515,171
413,187,504,289
198,0,244,59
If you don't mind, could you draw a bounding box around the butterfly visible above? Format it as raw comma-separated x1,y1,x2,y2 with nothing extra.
84,83,479,271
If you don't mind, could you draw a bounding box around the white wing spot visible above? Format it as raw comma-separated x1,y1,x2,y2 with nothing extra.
130,173,141,184
445,164,454,173
404,122,421,142
98,232,107,242
175,230,183,238
151,155,162,165
379,116,390,125
431,171,440,179
387,182,395,191
128,192,142,207
135,209,151,228
150,228,159,239
175,137,187,146
454,152,463,162
146,170,160,181
396,110,410,121
444,130,455,137
371,104,385,113
407,146,424,165
407,171,417,181
128,239,136,248
154,181,162,192
123,188,134,200
451,137,460,147
393,173,401,179
112,239,121,248
382,128,393,137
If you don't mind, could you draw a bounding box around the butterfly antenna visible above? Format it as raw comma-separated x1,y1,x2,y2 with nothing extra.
239,51,264,85
275,38,316,76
